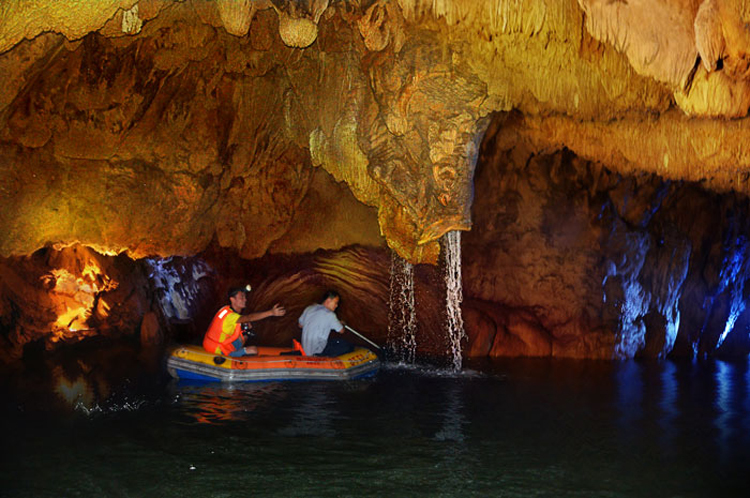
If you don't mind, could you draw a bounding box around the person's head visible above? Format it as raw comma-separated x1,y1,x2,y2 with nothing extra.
228,285,251,312
320,290,340,311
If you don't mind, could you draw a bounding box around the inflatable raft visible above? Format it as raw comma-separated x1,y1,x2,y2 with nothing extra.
166,344,380,382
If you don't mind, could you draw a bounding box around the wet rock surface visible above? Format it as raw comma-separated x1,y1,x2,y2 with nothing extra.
4,132,750,362
461,116,750,359
2,1,750,363
3,1,750,263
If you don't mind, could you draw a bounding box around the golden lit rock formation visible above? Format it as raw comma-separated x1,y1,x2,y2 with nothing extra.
1,0,749,264
0,245,150,360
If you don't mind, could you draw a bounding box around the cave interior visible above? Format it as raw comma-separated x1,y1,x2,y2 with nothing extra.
2,0,750,376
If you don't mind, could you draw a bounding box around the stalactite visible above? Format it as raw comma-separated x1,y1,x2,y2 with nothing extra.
216,0,256,37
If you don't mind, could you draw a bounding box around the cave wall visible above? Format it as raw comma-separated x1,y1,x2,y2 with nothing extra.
0,244,151,362
0,158,385,361
2,1,750,363
3,0,750,265
4,132,750,363
0,1,492,263
461,113,750,359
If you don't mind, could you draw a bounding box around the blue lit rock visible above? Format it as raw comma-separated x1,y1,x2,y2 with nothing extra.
2,1,750,361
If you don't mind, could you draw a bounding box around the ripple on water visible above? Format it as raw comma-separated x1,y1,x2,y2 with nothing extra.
2,358,750,498
382,360,494,380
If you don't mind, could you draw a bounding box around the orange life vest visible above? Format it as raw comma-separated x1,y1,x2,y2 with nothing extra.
203,305,243,355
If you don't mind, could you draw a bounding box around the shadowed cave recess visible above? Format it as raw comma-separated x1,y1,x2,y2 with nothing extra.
2,0,750,378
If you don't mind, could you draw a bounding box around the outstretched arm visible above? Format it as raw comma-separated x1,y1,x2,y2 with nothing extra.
239,303,286,323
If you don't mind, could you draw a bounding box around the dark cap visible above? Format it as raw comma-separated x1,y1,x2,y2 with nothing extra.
228,284,252,300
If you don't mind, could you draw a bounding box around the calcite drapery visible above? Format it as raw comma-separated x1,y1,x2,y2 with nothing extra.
357,0,406,53
3,1,750,364
1,0,750,266
216,0,256,37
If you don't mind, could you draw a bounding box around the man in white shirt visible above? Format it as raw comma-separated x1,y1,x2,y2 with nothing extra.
298,290,354,357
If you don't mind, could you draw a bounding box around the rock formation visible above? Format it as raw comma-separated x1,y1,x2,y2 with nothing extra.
2,0,750,362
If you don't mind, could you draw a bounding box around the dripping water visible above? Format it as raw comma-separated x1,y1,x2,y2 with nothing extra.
387,251,417,363
444,230,465,371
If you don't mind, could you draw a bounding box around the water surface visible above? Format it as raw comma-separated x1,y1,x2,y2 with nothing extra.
1,357,749,497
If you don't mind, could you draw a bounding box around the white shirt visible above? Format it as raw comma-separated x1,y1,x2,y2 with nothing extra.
298,304,343,356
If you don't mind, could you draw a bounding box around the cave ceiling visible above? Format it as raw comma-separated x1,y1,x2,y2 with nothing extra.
1,0,749,264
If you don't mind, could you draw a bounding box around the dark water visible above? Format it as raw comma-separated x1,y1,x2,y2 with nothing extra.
1,356,749,497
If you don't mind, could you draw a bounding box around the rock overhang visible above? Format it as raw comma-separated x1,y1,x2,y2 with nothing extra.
0,0,749,264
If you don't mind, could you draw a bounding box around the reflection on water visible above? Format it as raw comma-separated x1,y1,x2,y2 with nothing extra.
715,361,732,460
277,384,338,438
54,366,95,408
434,381,466,443
2,357,750,497
713,360,745,467
174,382,284,425
615,360,644,444
657,360,678,452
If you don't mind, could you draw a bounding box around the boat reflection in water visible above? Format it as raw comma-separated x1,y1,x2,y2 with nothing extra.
172,381,286,425
2,356,750,497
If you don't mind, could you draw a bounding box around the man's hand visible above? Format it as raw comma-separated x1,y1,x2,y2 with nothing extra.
271,303,286,317
242,321,253,338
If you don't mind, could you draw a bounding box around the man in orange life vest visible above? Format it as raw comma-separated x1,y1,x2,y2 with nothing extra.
203,285,286,357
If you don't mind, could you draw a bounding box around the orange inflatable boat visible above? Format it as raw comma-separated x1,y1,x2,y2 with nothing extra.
166,344,380,382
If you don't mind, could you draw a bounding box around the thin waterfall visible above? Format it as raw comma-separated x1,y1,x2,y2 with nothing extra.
388,250,417,363
444,230,465,371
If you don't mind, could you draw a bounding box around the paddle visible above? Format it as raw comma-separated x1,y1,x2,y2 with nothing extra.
344,325,381,350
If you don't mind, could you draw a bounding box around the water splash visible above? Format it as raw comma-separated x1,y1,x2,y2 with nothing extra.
444,231,465,371
387,251,417,363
